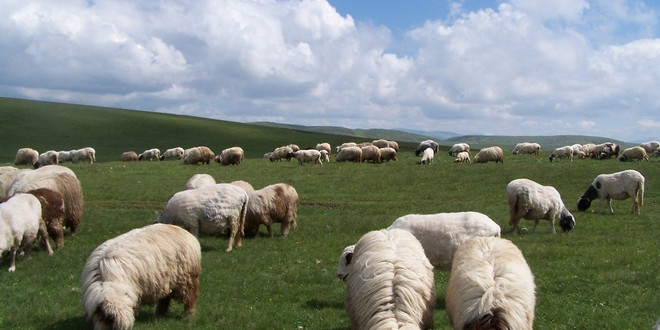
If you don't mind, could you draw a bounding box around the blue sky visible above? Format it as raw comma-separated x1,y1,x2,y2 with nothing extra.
1,0,659,142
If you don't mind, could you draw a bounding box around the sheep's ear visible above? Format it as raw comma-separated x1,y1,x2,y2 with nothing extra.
345,252,353,265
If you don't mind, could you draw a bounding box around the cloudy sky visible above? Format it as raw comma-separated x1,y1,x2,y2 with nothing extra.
1,0,659,142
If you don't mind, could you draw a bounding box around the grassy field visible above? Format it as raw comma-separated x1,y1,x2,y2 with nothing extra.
0,99,658,329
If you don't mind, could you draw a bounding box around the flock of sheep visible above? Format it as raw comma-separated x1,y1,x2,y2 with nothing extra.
0,136,655,329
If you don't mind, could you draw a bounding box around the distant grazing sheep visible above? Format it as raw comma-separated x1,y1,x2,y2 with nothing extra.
27,188,66,250
336,142,357,153
184,174,216,190
58,150,75,163
577,169,645,215
290,149,323,166
512,142,541,156
507,178,576,234
215,146,244,166
454,151,471,164
618,146,649,162
81,224,201,330
446,236,535,330
420,147,434,165
14,148,39,166
154,184,248,252
360,145,381,163
160,147,185,160
71,147,96,164
344,229,435,329
379,147,398,162
549,146,573,162
183,146,214,165
270,146,294,162
336,146,362,162
448,143,470,156
589,142,619,159
415,140,439,156
120,151,138,162
474,146,504,163
34,150,59,168
244,183,298,238
315,142,332,155
138,148,161,161
639,141,659,154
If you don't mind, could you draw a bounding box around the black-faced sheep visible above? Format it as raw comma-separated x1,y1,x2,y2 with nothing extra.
420,147,434,164
344,229,435,329
14,148,39,166
138,148,161,161
474,146,504,163
415,139,439,156
448,143,470,156
154,184,248,252
81,224,201,330
577,169,645,215
446,236,535,330
507,178,576,234
215,146,244,165
290,149,322,166
183,146,214,165
379,147,398,162
27,188,66,250
618,146,649,162
360,145,381,163
244,183,298,238
120,151,138,162
336,146,362,162
453,151,471,164
160,147,185,160
549,146,574,162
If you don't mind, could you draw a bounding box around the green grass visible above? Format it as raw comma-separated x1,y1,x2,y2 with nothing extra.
0,98,658,329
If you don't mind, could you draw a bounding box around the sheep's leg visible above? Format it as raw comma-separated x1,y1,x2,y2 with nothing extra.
226,222,239,252
155,296,171,316
8,247,17,272
267,224,274,238
607,198,614,213
182,277,200,315
532,219,539,233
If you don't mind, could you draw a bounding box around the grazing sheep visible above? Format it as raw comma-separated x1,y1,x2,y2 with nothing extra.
639,141,660,154
379,147,398,162
344,229,435,329
14,148,39,166
336,142,357,153
618,146,649,162
315,142,332,155
34,150,59,168
336,146,362,162
448,143,470,156
7,165,84,237
420,147,434,165
120,151,138,162
319,150,330,163
0,193,53,272
512,142,541,156
215,146,244,166
270,146,294,162
230,180,254,193
58,150,74,163
371,139,389,149
577,169,645,215
454,151,471,164
72,147,96,164
244,183,298,238
81,224,201,330
184,174,216,190
160,147,185,160
360,145,381,163
446,236,535,330
0,166,23,198
287,144,300,152
589,142,619,159
474,146,504,163
415,140,439,156
154,184,248,252
138,148,161,161
290,149,323,166
183,146,214,165
27,188,66,250
507,178,576,234
548,146,574,162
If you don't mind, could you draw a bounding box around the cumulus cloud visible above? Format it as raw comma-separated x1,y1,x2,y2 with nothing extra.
0,0,658,142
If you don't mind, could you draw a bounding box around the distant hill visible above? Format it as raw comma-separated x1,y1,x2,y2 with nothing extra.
447,135,635,151
250,122,438,143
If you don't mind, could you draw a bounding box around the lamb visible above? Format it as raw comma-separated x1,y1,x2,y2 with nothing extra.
507,178,576,234
548,146,574,162
243,183,298,238
138,148,161,161
215,146,244,165
0,193,53,272
453,151,471,164
446,236,536,330
379,147,398,162
448,143,470,156
420,147,434,165
344,229,435,329
154,183,248,252
120,151,138,162
360,145,381,163
618,146,649,162
160,147,185,160
183,146,214,165
290,149,323,166
184,174,216,190
639,141,659,154
269,146,294,162
336,146,362,162
512,142,541,156
14,148,39,166
81,223,201,330
34,150,59,168
577,169,645,215
71,147,96,164
7,165,84,237
474,146,504,163
315,142,332,155
26,188,66,250
415,140,439,156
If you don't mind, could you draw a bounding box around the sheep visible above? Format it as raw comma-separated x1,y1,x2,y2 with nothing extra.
507,178,576,234
344,229,435,329
589,142,619,159
577,169,645,215
420,147,434,165
290,149,323,166
154,183,248,252
319,150,330,163
415,139,439,156
548,146,574,162
360,145,381,163
72,147,96,164
183,146,214,165
287,144,300,152
474,146,504,163
160,147,185,160
215,146,244,165
0,166,23,198
371,139,389,149
7,165,84,237
618,146,649,162
34,150,59,168
14,148,39,166
230,180,254,193
315,142,332,155
244,183,298,238
512,142,541,156
336,146,362,162
379,147,398,162
448,143,470,156
270,146,294,162
446,236,535,330
81,223,201,330
336,142,357,153
454,151,471,164
120,151,138,162
138,148,161,161
27,188,66,250
184,174,216,190
0,193,53,272
57,150,74,163
639,141,660,154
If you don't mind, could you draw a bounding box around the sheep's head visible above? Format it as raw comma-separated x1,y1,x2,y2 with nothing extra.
577,197,591,211
560,214,576,232
336,245,355,281
577,185,598,211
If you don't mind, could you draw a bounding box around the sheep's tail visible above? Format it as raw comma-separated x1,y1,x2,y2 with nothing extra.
239,197,248,237
638,179,645,207
463,307,510,330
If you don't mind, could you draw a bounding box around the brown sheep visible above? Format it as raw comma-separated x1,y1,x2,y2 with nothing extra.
27,188,66,249
244,183,298,238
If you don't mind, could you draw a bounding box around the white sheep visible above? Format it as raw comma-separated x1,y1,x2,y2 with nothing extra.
512,142,541,156
379,147,398,162
230,180,254,193
371,139,389,149
244,183,298,238
154,183,248,252
315,142,332,155
448,143,470,156
71,147,96,164
548,145,574,162
160,147,184,160
453,151,471,164
336,142,357,153
184,174,216,190
336,146,362,162
360,145,381,163
344,229,435,329
577,169,645,215
415,140,439,156
120,151,138,162
420,147,434,165
35,150,59,168
81,224,201,330
14,148,39,166
0,166,23,198
446,236,535,330
618,146,649,162
507,178,576,234
138,148,161,161
0,193,53,272
319,150,330,163
474,146,504,163
290,149,323,166
57,150,74,163
639,141,659,154
183,146,214,165
215,146,244,165
269,146,294,162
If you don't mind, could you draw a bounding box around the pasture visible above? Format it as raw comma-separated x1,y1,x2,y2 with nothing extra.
0,149,657,329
